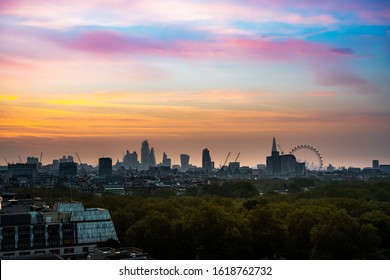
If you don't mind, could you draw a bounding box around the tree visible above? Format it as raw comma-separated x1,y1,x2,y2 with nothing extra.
248,206,287,259
310,209,362,259
126,211,176,259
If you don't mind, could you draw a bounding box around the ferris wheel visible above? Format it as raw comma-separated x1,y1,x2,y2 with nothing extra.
289,145,323,171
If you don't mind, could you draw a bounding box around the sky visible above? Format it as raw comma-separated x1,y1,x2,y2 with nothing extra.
0,0,389,168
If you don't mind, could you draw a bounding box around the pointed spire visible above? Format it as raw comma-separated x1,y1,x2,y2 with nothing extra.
272,137,277,152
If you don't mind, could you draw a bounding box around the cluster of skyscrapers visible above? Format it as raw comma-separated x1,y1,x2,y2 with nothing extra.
121,140,190,171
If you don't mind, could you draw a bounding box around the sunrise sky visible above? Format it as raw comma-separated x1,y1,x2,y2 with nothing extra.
1,0,389,168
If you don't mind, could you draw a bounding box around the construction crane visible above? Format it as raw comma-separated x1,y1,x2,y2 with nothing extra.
4,157,8,165
75,152,87,175
234,152,240,163
277,144,284,155
18,155,22,163
220,152,231,168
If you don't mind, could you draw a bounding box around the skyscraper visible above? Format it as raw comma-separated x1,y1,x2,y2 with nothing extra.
123,150,139,170
162,152,171,167
202,148,212,173
141,140,150,170
98,157,112,177
266,137,281,176
140,140,156,170
149,147,156,167
180,154,190,171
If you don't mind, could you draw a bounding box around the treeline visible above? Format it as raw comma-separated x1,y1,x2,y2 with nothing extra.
15,177,390,259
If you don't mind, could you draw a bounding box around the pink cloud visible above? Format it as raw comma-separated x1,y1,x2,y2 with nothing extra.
1,0,388,30
0,0,18,11
58,31,159,54
50,30,354,64
221,38,350,63
305,91,337,97
314,67,381,94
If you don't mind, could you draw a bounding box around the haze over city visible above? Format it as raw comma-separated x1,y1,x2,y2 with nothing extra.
1,0,389,168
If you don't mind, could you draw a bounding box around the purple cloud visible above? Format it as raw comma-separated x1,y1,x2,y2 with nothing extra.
330,48,354,55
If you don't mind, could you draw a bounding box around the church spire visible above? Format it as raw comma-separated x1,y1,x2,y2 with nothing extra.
272,136,277,152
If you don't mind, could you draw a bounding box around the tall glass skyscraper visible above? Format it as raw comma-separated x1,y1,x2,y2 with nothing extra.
202,148,212,173
140,140,156,170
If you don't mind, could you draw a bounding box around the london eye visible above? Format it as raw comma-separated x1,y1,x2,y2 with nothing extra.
289,145,323,171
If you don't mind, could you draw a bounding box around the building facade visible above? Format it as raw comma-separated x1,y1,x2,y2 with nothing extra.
0,196,118,259
202,148,212,173
98,157,112,177
59,162,77,178
140,140,156,170
180,154,190,171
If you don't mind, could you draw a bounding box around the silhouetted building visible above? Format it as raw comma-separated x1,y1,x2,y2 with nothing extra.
266,137,281,176
380,165,390,174
150,148,156,167
8,164,37,179
228,162,240,172
280,154,297,177
140,140,156,170
123,151,139,170
202,148,212,173
180,154,190,171
26,157,39,165
373,160,379,169
59,162,77,178
327,164,335,172
140,140,150,170
266,137,305,177
161,152,171,168
296,162,306,176
98,157,112,177
59,156,74,164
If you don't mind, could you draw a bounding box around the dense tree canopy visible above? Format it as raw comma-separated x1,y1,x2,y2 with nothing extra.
14,177,390,259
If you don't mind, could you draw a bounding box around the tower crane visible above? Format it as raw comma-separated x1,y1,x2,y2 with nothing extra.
75,152,87,175
277,144,284,155
18,155,22,163
220,152,231,169
4,157,8,165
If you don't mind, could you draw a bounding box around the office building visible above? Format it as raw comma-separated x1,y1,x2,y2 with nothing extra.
59,156,74,164
7,164,37,179
26,157,39,166
59,162,77,178
150,148,156,167
266,137,281,176
0,195,118,259
123,151,139,170
98,157,112,177
140,140,156,170
180,154,190,171
202,148,213,173
161,152,171,168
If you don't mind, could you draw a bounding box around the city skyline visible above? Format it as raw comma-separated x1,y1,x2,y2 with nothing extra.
1,1,389,168
0,137,387,170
